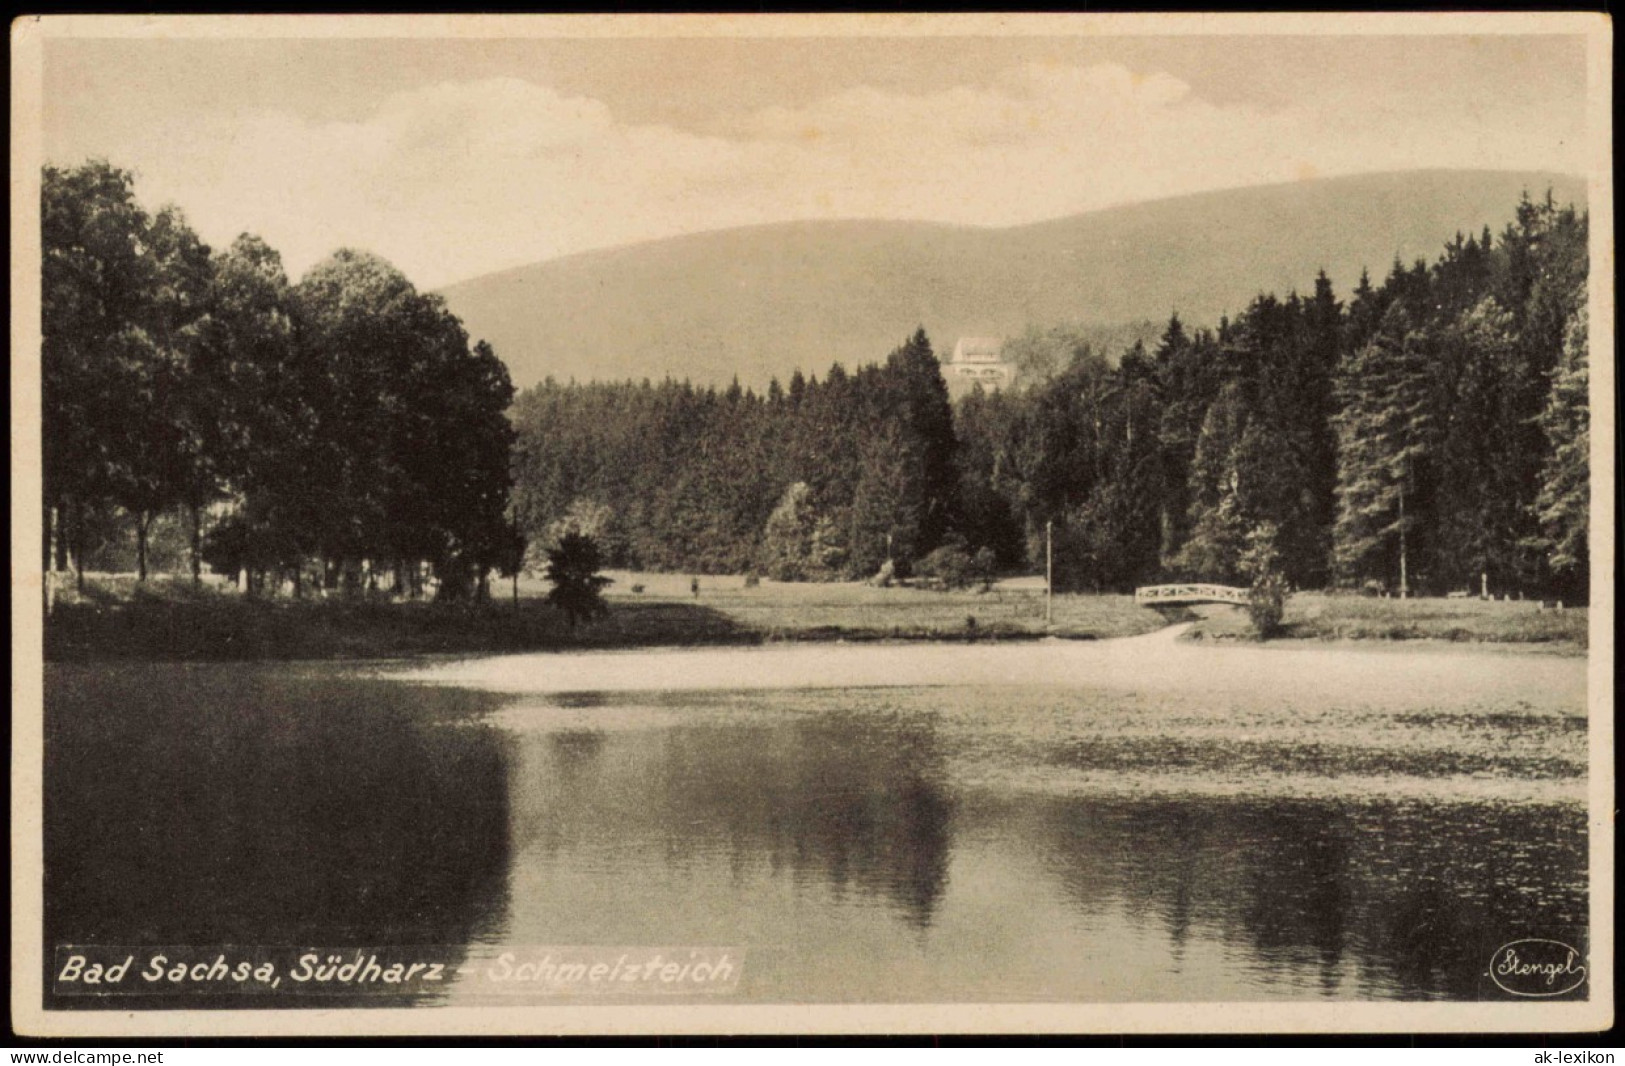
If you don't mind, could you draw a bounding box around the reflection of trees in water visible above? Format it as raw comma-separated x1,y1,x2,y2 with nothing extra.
1346,802,1588,1000
551,692,613,708
776,717,953,929
549,728,607,764
1038,796,1586,999
658,714,955,930
1231,806,1350,996
45,670,514,1008
512,709,955,930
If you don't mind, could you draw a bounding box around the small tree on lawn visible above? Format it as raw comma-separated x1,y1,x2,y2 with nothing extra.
545,532,612,627
916,539,974,590
760,482,816,581
1241,521,1290,639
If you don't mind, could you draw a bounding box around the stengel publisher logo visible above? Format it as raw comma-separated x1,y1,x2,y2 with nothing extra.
1489,939,1587,997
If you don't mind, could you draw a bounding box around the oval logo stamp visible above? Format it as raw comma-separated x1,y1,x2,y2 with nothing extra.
1489,939,1588,997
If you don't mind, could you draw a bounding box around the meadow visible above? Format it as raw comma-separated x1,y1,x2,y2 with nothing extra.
41,570,1587,661
1188,590,1588,650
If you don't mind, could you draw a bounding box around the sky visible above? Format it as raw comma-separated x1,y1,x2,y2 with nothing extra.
42,29,1590,290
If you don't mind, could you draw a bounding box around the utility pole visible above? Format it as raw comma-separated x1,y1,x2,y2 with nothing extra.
1397,484,1408,600
1045,520,1053,626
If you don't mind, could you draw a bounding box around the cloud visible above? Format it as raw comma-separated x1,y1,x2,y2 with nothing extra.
80,62,1583,289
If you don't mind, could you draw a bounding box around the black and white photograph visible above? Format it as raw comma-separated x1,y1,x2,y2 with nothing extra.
10,13,1613,1037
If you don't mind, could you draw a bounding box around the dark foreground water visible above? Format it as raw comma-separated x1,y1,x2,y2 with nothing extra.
43,636,1591,1007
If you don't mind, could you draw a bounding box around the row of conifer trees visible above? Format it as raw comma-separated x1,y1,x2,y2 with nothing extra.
512,191,1589,599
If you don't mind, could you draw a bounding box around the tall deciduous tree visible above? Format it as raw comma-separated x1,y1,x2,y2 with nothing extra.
291,249,515,599
43,161,151,576
42,161,215,584
203,235,309,593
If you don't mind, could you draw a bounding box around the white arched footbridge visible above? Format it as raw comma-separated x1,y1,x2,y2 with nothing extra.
1134,583,1250,607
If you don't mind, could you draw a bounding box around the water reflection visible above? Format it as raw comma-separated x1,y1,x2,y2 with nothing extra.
44,666,513,1008
499,709,954,936
486,688,1586,1001
44,658,1589,1007
1035,796,1586,1000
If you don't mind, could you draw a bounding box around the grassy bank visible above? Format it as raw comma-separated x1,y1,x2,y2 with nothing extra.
1185,591,1587,652
43,572,1588,661
42,571,1164,662
598,569,1166,642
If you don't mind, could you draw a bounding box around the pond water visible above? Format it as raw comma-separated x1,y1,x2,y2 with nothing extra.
43,632,1591,1007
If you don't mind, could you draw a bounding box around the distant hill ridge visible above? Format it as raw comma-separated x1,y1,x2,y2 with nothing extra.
438,169,1586,390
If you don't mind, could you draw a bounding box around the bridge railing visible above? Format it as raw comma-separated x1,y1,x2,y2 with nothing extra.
1133,583,1250,605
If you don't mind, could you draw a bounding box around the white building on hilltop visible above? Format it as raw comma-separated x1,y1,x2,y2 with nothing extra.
943,337,1016,397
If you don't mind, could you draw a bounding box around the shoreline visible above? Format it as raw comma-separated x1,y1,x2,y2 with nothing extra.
1180,621,1587,658
382,619,1587,700
45,611,1586,663
41,576,1588,663
43,618,1587,671
1181,630,1587,658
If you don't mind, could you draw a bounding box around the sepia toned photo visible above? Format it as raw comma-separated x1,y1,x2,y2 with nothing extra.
9,13,1614,1038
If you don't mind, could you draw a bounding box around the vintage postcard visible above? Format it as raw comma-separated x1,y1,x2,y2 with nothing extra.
10,13,1614,1037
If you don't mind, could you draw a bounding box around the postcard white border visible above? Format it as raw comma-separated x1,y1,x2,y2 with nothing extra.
11,11,1614,1038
